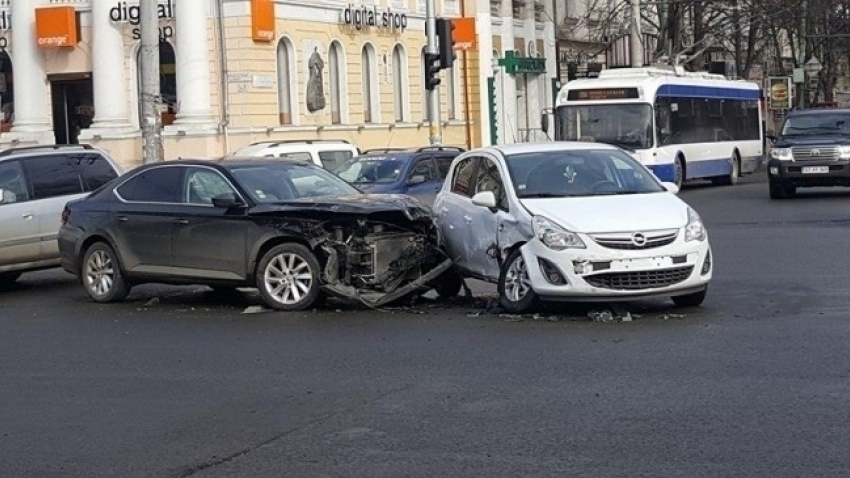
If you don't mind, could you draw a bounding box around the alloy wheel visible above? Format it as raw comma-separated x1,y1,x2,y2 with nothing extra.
263,252,314,305
85,249,115,297
504,255,532,302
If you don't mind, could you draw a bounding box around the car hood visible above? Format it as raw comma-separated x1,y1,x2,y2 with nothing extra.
249,194,433,223
775,135,850,147
520,192,688,233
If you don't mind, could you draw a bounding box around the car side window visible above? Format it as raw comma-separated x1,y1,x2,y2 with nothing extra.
183,168,237,205
450,157,479,197
318,150,354,172
0,160,32,205
434,155,455,178
22,155,84,200
117,166,183,203
70,153,119,192
474,159,508,210
409,157,437,182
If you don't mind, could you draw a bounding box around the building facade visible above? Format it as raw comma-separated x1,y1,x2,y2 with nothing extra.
0,0,559,168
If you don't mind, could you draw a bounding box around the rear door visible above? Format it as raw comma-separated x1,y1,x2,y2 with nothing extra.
434,156,480,270
20,154,86,261
0,160,40,268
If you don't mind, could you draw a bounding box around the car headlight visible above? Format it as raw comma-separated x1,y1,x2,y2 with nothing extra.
685,207,706,242
770,147,792,161
532,216,586,250
839,146,850,159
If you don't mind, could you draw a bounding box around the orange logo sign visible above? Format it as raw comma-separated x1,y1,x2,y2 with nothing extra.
251,0,275,42
451,17,476,50
35,6,78,49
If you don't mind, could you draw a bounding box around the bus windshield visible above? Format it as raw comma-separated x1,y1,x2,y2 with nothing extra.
555,104,653,150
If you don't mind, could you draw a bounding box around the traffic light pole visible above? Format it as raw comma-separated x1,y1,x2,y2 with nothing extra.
425,0,442,146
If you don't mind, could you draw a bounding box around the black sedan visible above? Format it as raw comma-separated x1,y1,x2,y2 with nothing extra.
58,158,457,310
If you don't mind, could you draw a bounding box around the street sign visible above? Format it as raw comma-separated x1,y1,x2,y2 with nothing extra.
498,50,546,75
804,56,822,77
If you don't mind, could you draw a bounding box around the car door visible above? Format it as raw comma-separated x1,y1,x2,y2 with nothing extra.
170,166,250,280
20,154,86,261
404,155,441,205
463,155,510,281
0,160,40,267
111,166,183,274
434,156,480,271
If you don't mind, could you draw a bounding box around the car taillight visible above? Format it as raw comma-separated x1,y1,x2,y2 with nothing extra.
61,207,70,226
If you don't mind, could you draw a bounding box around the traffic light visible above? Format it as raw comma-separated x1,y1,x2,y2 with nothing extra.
423,52,441,91
436,18,456,69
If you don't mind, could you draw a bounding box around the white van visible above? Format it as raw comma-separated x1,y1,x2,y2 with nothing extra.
231,140,359,173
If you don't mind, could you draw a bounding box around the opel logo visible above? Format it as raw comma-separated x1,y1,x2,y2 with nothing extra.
811,149,820,156
631,233,647,247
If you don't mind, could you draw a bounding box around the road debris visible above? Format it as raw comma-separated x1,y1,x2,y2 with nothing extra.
143,297,160,307
242,305,272,314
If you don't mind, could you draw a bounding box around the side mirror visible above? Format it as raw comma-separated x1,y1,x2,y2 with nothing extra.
0,188,6,205
408,175,426,185
661,182,679,195
541,113,550,134
766,134,777,143
211,192,245,209
471,191,497,209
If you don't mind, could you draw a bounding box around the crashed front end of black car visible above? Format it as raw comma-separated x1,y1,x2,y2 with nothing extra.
251,195,456,309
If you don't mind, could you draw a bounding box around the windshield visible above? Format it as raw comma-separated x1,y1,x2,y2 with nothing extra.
781,113,850,136
227,162,360,203
336,156,406,184
555,103,654,149
505,149,665,198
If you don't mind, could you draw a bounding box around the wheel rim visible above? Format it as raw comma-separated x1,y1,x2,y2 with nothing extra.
85,250,115,297
504,255,532,302
264,253,313,305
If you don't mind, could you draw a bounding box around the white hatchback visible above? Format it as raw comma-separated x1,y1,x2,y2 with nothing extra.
433,142,712,313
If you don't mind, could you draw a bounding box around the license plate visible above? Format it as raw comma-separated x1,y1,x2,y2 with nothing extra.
802,166,829,174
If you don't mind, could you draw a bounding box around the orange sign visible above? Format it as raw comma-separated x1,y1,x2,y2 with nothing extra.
451,17,476,50
35,6,78,49
251,0,275,42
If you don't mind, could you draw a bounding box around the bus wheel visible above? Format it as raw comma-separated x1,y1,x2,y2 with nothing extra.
673,157,685,189
713,154,740,186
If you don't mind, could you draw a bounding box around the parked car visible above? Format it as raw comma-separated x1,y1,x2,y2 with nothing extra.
230,139,359,173
433,142,713,313
336,146,464,206
766,108,850,199
0,144,122,285
58,158,455,311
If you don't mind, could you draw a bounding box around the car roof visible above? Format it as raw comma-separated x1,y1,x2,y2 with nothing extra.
135,157,321,170
491,141,620,156
787,108,850,117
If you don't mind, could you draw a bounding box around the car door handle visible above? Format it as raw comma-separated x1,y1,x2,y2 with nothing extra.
22,212,33,220
116,215,129,222
174,219,189,225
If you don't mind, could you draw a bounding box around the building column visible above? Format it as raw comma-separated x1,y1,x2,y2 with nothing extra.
10,0,53,137
84,0,132,133
172,0,215,129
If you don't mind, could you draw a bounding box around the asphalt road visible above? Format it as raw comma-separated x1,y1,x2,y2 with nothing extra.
2,172,850,477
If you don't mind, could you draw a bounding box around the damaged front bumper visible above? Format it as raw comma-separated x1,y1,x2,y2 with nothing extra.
519,233,712,302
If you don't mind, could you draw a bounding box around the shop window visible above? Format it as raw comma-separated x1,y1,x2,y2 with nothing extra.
392,44,407,122
361,44,377,123
0,52,13,133
276,38,294,125
329,41,344,124
135,41,178,127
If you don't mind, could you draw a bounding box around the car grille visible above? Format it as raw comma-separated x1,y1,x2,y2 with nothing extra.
591,229,679,250
791,146,839,161
585,266,694,290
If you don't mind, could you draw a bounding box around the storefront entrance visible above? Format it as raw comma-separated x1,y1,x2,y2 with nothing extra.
49,74,94,145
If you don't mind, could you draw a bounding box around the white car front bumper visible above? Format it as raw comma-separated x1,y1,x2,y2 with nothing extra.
519,230,712,302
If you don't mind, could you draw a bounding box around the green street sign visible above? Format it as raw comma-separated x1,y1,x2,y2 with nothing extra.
498,50,546,75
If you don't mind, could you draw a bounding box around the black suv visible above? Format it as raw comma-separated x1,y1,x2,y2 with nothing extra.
766,108,850,199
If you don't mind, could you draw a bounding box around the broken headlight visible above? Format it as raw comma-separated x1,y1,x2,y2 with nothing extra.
770,147,792,161
685,207,706,242
532,216,585,250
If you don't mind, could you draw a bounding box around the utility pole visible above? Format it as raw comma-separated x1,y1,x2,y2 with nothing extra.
140,0,164,163
425,0,442,145
630,0,643,67
797,0,807,109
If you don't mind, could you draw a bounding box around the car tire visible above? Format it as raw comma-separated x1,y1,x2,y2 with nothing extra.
0,272,22,285
256,243,321,311
672,289,707,307
498,248,539,314
433,267,463,299
82,242,131,303
769,182,795,199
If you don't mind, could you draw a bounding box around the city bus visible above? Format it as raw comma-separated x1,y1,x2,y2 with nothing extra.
553,67,764,187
